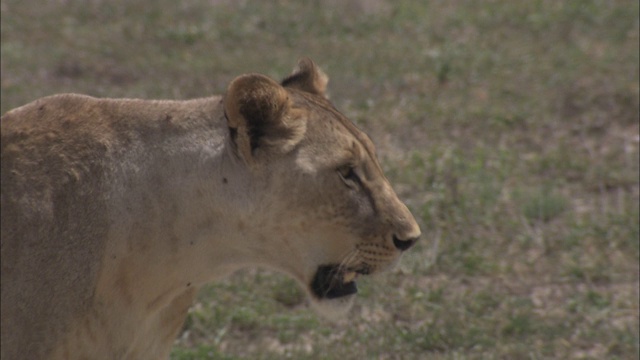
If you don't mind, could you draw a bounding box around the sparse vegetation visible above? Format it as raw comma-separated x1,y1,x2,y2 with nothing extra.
2,0,638,359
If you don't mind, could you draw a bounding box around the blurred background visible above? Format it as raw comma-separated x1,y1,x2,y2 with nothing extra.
1,0,638,359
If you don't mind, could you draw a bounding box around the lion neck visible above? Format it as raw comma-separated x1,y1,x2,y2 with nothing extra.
96,117,306,319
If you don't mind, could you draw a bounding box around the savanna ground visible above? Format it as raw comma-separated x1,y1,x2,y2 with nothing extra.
1,0,638,359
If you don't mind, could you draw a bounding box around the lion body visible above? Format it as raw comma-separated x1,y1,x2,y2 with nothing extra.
1,59,420,359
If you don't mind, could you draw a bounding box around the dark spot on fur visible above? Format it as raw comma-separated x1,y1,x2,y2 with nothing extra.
222,177,228,184
229,127,238,142
186,282,191,287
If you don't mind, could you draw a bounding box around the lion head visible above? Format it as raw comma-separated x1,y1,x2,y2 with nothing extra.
222,58,421,318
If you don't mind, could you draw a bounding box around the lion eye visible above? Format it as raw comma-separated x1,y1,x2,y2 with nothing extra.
338,165,360,187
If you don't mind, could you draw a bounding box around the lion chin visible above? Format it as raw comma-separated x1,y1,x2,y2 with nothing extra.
311,295,357,322
305,264,370,321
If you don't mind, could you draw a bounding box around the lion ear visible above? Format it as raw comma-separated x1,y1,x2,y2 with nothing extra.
224,73,306,163
281,57,329,97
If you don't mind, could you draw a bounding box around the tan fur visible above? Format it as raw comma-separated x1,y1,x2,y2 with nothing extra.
0,58,420,359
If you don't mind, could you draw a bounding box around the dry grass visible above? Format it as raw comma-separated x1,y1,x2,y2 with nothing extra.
1,0,638,359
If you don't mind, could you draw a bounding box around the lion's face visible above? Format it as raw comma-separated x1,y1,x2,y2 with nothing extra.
223,58,420,317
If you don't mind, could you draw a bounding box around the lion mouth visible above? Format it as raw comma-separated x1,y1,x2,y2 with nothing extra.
310,264,370,299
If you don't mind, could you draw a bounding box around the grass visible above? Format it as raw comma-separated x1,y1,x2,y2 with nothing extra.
2,0,638,358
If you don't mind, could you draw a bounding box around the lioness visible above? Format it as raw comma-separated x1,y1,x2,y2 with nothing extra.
1,58,420,359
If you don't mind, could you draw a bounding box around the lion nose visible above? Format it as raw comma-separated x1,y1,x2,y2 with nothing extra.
392,235,418,251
